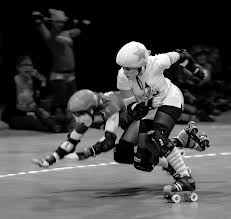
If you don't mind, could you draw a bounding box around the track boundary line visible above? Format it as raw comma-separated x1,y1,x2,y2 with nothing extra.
0,152,230,179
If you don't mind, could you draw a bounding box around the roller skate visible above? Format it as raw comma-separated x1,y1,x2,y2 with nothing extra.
174,121,210,156
163,174,198,203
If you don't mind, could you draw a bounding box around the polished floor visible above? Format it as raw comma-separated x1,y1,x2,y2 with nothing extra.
0,117,231,219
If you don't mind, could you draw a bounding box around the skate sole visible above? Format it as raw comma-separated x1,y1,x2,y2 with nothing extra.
163,191,198,203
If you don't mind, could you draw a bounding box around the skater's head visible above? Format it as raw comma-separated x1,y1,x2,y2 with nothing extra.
67,89,98,127
116,41,150,79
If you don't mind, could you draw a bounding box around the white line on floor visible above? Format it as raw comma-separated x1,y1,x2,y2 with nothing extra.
0,153,230,179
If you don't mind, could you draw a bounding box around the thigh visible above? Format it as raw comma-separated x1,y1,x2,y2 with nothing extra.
9,115,49,131
50,80,67,104
65,80,77,104
154,105,182,134
121,120,140,144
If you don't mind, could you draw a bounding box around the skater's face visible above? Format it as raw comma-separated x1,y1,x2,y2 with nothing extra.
73,112,93,127
123,67,142,80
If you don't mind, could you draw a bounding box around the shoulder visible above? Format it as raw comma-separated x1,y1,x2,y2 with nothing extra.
148,54,170,69
117,69,130,89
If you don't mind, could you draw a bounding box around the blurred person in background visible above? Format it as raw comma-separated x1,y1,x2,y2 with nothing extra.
191,44,231,117
32,8,91,131
1,55,62,133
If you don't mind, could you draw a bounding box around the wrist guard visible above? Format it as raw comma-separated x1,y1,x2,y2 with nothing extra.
127,102,150,120
176,49,205,80
91,131,117,155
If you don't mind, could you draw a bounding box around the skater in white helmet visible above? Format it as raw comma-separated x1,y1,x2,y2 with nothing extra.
116,41,205,199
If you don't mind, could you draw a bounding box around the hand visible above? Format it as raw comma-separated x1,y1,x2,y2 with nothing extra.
146,96,163,109
32,11,44,24
82,19,91,25
175,49,193,62
192,64,205,80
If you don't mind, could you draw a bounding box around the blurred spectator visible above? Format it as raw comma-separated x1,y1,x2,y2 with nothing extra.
32,8,91,131
1,55,63,132
192,44,231,114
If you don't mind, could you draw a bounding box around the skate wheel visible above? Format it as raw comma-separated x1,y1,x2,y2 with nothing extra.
190,193,198,202
188,121,198,135
187,167,192,175
201,139,209,148
171,194,181,203
184,192,198,202
180,149,186,157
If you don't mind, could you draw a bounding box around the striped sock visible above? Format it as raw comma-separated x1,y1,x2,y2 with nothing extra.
157,157,168,168
165,147,189,177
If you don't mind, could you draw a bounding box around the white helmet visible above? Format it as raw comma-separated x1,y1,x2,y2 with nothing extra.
116,41,149,68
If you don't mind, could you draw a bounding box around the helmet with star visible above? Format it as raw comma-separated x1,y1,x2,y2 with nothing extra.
116,41,149,68
67,89,98,113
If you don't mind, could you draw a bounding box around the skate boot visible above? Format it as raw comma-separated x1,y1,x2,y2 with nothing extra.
174,121,210,155
163,174,198,203
32,153,56,168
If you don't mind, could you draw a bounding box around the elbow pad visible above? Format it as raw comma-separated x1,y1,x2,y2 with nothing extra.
127,102,149,120
67,133,80,146
91,131,117,155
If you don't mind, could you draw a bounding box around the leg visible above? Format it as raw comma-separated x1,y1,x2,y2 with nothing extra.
9,115,50,132
114,121,140,164
133,119,161,172
50,79,67,110
173,121,210,151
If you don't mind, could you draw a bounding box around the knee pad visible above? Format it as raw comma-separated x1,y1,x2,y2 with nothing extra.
114,140,135,164
147,126,175,157
134,147,153,172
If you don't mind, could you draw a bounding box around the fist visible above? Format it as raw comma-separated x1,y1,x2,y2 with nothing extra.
32,11,44,24
193,64,205,80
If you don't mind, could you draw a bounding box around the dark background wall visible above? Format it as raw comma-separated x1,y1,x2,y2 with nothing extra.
0,2,229,103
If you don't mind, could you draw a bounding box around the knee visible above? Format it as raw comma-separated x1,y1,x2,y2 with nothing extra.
147,128,175,157
134,147,153,172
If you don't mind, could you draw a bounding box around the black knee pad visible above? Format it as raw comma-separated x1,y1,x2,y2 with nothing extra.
114,140,135,164
147,126,175,157
145,133,162,165
134,147,153,172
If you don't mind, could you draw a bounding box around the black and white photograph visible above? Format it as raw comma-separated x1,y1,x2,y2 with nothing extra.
0,2,230,219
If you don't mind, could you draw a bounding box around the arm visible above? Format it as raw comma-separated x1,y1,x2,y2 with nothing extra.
32,120,90,167
32,11,51,40
67,28,82,38
175,49,205,80
117,70,151,120
71,113,119,160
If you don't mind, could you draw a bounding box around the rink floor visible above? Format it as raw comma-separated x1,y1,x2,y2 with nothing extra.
0,119,231,219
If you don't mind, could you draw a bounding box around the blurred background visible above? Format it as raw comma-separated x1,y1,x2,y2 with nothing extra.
0,2,230,129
